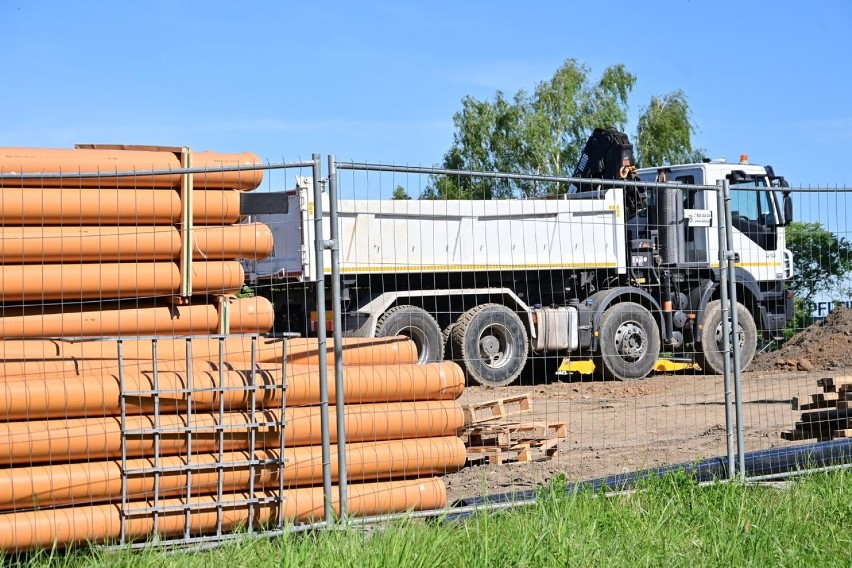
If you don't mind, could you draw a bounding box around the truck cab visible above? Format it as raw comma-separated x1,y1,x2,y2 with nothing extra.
636,156,794,342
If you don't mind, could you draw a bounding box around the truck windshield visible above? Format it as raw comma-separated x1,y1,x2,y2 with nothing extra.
729,179,778,227
729,178,779,250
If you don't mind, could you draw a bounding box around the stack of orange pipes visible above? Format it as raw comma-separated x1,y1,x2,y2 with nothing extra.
0,340,466,548
0,145,467,549
0,145,271,334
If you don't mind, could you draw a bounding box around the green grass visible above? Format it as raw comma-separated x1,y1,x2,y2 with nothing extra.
4,469,851,567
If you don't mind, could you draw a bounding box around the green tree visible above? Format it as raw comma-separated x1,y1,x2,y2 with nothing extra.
391,185,411,200
426,59,697,199
635,90,705,167
786,221,852,304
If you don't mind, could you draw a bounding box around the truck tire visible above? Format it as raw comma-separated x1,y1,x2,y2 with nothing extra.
451,303,528,387
374,305,443,363
442,323,455,360
598,302,661,380
697,300,757,374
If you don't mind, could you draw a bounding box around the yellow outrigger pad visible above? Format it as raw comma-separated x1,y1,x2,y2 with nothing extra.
556,357,701,375
652,358,701,372
555,359,596,375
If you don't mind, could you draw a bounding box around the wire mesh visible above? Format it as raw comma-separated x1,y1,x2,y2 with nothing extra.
2,145,851,552
735,184,852,480
324,161,852,506
0,156,317,551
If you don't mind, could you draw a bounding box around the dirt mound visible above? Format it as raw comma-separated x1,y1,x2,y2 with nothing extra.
751,307,852,372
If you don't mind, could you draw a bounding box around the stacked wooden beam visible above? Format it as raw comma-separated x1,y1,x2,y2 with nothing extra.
782,376,852,441
460,394,567,464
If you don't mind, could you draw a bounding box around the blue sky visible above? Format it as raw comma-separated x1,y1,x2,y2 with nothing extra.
2,0,850,189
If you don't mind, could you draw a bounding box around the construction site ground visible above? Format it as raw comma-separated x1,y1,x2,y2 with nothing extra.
444,308,852,503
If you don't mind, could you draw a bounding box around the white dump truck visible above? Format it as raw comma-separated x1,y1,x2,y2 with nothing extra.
242,130,793,385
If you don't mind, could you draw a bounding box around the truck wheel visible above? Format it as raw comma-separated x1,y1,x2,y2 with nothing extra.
697,300,757,374
375,305,443,363
598,302,661,380
442,323,455,360
451,304,528,387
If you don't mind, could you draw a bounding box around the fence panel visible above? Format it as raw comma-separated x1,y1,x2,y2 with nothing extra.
736,185,852,480
329,162,748,505
0,156,339,551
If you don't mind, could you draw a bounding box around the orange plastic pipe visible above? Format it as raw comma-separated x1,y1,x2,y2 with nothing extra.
0,223,273,263
0,187,241,225
0,334,416,365
0,261,245,302
189,223,273,261
0,437,465,511
0,401,464,465
0,147,263,191
0,296,273,339
0,478,446,550
0,361,465,419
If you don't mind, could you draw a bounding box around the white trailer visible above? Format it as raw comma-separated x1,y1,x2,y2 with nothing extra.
244,136,793,386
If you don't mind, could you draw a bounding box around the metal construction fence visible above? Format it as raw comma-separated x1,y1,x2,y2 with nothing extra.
313,158,852,502
0,149,851,551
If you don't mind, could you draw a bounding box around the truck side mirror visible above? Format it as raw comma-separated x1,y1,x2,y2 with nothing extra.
783,192,793,225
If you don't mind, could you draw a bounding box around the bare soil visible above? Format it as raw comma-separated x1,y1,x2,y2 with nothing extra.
444,368,824,503
751,307,852,372
444,312,852,503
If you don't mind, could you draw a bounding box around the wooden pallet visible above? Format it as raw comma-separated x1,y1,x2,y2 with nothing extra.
466,440,561,465
463,421,567,446
462,394,533,426
467,445,533,465
460,393,566,464
782,377,852,441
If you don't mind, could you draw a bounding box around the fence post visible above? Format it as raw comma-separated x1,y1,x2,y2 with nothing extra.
311,154,334,523
118,338,127,546
327,155,349,521
717,180,736,479
721,179,747,480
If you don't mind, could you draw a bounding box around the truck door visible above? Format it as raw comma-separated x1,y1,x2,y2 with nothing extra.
646,173,711,267
677,175,710,264
728,178,784,282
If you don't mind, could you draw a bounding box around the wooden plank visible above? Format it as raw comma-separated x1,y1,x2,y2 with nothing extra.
466,430,512,447
507,423,549,438
466,445,531,465
798,408,852,423
813,392,841,403
781,430,815,441
783,422,832,439
797,400,838,411
793,392,840,410
548,422,568,439
462,421,568,445
515,447,533,462
817,376,852,390
462,394,533,425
